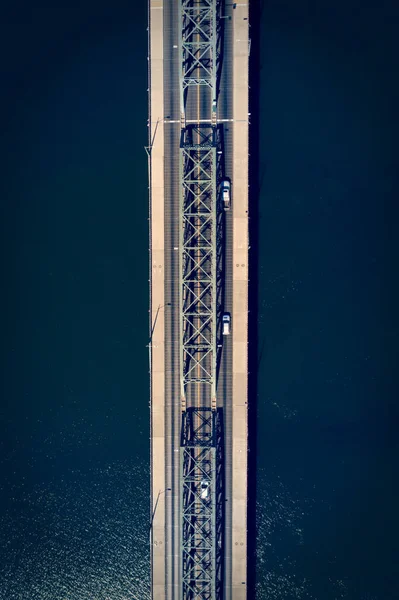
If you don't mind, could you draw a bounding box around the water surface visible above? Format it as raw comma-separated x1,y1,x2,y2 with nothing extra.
1,1,398,599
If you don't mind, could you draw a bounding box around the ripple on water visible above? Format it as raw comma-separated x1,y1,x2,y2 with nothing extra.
256,467,316,600
255,469,366,600
0,460,150,600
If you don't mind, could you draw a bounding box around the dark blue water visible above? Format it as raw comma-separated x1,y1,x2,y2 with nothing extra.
254,2,399,598
1,3,150,598
0,1,398,599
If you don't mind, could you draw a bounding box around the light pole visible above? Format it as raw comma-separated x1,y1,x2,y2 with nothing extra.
147,303,172,375
149,486,171,593
149,488,171,531
148,303,172,343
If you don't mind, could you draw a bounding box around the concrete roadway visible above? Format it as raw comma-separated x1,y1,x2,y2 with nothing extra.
162,2,181,599
150,0,246,598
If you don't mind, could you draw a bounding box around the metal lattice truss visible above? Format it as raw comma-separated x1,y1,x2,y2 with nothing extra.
178,2,222,599
181,409,217,600
179,125,217,408
178,0,221,121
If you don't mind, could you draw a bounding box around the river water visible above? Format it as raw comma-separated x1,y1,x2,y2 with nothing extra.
0,1,398,599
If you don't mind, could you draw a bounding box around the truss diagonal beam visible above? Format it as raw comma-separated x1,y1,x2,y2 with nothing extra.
178,0,220,124
178,2,222,598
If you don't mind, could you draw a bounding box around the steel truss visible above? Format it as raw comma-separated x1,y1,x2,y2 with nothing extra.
178,0,221,125
179,123,224,600
179,2,223,598
179,124,218,407
180,408,224,600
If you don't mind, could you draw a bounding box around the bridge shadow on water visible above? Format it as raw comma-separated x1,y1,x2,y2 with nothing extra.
247,0,261,595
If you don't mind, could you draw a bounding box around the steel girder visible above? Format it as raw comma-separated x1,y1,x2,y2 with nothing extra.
178,2,222,599
181,408,224,600
178,0,221,125
179,125,218,406
179,123,223,600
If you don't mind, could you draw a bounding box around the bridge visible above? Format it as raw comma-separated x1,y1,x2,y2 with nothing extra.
148,1,249,598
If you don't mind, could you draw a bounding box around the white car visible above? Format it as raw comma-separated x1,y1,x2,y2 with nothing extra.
222,313,231,335
220,179,231,210
200,480,209,500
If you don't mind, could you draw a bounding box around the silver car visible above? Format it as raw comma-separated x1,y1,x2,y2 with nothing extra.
220,179,231,210
200,480,209,500
222,313,231,335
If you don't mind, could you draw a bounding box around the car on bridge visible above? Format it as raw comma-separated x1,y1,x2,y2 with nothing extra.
200,480,210,500
222,313,231,335
220,179,231,210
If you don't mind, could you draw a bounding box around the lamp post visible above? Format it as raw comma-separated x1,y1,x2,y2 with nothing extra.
147,303,172,375
149,487,172,531
149,486,171,593
148,300,172,586
148,303,172,343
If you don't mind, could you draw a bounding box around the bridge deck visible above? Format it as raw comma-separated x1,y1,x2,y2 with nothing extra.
149,1,249,598
231,5,249,598
149,1,166,598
